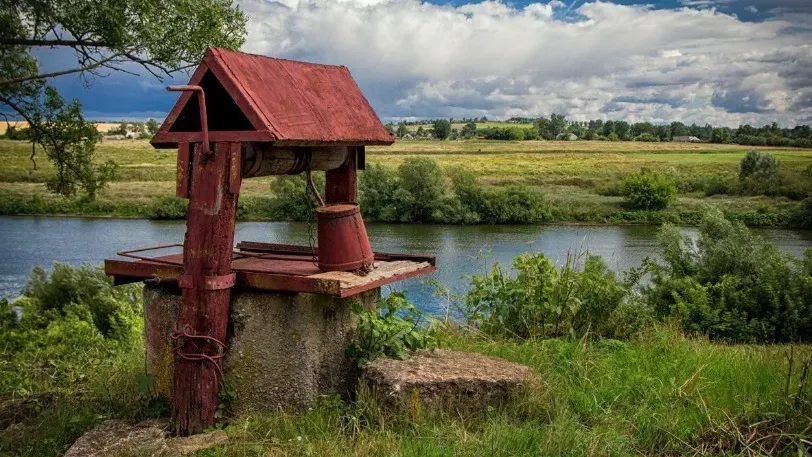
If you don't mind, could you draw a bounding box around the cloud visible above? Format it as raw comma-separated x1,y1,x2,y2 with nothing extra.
234,0,812,126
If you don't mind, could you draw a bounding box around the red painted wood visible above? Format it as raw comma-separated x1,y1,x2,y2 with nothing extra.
154,63,210,140
153,48,395,148
176,142,191,198
228,142,242,195
325,146,357,204
152,130,275,148
173,141,240,436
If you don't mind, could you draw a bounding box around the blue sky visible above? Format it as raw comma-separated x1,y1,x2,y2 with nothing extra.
35,0,812,126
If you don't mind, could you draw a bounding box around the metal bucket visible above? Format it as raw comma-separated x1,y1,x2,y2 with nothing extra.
316,203,374,272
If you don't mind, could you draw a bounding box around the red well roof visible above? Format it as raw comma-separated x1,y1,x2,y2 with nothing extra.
153,48,395,147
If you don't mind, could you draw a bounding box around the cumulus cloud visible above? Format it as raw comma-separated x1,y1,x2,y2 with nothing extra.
237,0,812,126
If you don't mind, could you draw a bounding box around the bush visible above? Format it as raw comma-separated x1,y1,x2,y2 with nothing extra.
634,133,660,142
395,157,445,222
644,210,812,343
345,292,437,367
702,175,736,196
793,197,812,228
146,196,187,219
359,163,397,220
269,173,324,221
20,264,142,342
2,265,143,398
739,150,778,181
620,169,677,210
463,253,644,339
451,170,550,224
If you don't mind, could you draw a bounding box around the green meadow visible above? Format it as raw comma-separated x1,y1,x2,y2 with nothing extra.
1,139,811,226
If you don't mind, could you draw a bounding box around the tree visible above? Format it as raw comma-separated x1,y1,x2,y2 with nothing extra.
145,118,160,136
614,121,631,140
711,127,732,144
549,113,567,138
432,119,451,140
396,157,445,221
396,122,408,138
670,121,689,138
109,122,129,136
461,121,477,138
0,0,247,198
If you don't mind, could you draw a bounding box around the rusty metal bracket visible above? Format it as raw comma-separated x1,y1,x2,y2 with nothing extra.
117,244,184,265
178,273,236,290
167,85,210,155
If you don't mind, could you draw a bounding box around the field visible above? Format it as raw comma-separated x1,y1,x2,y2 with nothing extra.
0,121,122,135
403,121,534,132
0,139,811,225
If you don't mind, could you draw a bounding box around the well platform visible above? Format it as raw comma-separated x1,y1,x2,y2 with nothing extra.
105,241,436,298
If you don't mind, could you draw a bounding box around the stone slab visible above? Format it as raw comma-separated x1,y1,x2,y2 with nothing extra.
64,420,228,457
362,350,532,414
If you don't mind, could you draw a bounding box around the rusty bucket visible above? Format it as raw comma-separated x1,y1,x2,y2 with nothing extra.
316,203,374,272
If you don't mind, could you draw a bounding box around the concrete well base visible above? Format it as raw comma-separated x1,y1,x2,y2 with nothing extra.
143,285,379,415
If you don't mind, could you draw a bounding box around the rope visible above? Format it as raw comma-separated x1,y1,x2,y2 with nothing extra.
170,323,227,386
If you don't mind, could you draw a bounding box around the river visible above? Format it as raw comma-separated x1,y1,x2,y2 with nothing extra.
2,216,811,313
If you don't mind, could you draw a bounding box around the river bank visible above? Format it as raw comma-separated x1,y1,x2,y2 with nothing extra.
1,139,811,228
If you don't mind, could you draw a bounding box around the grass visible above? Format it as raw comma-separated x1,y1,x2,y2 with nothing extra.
1,139,811,226
3,326,810,456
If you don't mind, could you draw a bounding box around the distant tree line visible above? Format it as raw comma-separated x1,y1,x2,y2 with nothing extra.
385,115,812,148
3,119,161,141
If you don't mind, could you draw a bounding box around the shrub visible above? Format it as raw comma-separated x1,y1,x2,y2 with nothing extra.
703,175,736,196
146,196,187,220
269,173,324,221
634,133,660,142
463,253,643,339
620,169,677,210
477,186,550,224
451,170,550,224
793,197,812,228
345,292,437,367
739,150,778,181
395,157,445,222
644,210,812,343
20,264,142,342
359,163,397,220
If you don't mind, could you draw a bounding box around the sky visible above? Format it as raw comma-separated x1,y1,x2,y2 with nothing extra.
36,0,812,127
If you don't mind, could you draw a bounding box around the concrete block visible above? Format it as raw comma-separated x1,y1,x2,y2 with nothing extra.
143,285,379,414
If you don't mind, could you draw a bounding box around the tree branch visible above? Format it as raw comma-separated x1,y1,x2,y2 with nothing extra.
0,38,108,47
0,53,122,85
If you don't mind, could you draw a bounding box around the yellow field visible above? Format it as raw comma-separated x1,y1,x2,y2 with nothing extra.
0,121,126,135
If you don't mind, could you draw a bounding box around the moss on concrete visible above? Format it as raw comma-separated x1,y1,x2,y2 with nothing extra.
141,286,379,414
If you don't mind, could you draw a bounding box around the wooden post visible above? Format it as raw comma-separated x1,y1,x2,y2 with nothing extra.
173,141,241,436
325,146,359,204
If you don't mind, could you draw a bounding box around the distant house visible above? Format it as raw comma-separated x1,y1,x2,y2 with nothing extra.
672,136,701,143
557,133,578,141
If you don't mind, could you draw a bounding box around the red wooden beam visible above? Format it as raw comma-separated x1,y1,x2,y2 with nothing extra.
176,142,191,198
325,146,359,204
173,141,240,436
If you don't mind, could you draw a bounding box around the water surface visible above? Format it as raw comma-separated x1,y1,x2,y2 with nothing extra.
2,216,810,313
